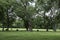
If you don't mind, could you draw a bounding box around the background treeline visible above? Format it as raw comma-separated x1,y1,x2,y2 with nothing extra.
0,0,60,31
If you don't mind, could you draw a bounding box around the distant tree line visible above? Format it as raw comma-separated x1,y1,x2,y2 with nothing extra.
0,0,60,32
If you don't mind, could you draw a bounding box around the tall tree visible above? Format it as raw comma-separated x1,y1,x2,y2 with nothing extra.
14,0,35,31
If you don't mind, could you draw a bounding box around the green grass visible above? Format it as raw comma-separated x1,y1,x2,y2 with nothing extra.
0,32,60,40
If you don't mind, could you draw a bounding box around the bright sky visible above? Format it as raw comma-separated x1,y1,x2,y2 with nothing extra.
29,2,35,7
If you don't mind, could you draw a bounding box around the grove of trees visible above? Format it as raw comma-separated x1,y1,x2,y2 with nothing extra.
0,0,60,32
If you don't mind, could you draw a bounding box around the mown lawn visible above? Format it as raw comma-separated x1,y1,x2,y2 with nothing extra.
0,32,60,40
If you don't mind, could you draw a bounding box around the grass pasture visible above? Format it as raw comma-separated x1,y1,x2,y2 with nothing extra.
0,28,60,40
0,32,60,40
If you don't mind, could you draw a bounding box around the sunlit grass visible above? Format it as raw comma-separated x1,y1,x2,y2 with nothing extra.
0,28,60,40
0,28,60,32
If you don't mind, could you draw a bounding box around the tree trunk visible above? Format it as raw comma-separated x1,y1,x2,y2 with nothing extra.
29,26,32,32
53,24,56,32
28,20,32,32
6,9,10,31
29,24,32,31
2,26,4,31
2,20,5,31
46,26,49,32
24,20,29,31
24,19,32,31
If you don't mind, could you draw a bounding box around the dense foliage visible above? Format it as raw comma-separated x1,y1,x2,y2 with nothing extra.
0,0,60,31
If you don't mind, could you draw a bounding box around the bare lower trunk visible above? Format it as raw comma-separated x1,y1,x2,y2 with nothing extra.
46,24,49,32
28,20,32,32
46,27,49,32
53,24,56,32
24,20,29,31
29,26,32,32
2,22,5,31
26,27,29,31
6,16,9,31
2,26,4,31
